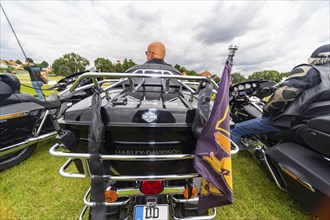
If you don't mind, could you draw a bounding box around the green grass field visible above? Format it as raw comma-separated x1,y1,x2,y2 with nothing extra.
0,72,316,219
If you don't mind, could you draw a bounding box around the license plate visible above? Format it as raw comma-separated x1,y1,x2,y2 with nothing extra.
134,205,169,220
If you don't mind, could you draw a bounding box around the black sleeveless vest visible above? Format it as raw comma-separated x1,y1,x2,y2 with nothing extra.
271,64,330,127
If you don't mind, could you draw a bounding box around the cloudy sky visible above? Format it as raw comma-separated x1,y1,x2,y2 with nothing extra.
1,1,329,76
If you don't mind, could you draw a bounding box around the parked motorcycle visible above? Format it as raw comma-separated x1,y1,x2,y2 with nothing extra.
0,71,93,172
229,79,330,216
45,63,241,220
0,74,57,171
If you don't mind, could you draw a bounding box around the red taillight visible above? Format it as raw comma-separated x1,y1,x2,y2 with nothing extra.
140,180,164,195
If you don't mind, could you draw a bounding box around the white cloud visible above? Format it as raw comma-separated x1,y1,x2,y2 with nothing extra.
1,0,329,76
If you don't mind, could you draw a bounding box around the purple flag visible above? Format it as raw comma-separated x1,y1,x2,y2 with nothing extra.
194,61,233,211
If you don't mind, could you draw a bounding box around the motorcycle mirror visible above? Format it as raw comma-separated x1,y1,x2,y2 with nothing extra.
56,82,68,91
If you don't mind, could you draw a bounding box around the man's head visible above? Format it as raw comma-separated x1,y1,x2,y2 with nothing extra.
308,44,330,65
145,42,166,61
26,57,34,64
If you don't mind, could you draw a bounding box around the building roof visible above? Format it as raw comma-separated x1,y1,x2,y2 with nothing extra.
200,70,212,76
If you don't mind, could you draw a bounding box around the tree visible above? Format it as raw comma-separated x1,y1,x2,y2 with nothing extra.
52,53,90,76
230,72,246,84
174,64,187,73
248,70,283,83
39,61,49,68
121,59,136,72
280,71,290,80
114,60,123,72
94,58,113,72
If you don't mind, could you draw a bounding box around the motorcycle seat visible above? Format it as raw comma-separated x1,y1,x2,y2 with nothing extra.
308,115,330,134
267,123,305,144
300,100,330,120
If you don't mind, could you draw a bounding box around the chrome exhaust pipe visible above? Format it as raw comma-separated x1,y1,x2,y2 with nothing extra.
0,131,57,157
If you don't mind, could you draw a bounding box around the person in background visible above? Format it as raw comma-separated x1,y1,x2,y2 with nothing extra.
125,41,181,75
23,58,48,100
230,44,330,147
144,41,171,66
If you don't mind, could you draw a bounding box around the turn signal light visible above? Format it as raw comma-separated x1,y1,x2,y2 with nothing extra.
183,185,198,199
140,180,164,195
104,187,118,203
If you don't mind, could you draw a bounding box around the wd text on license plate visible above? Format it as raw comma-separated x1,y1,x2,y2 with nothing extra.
134,205,168,220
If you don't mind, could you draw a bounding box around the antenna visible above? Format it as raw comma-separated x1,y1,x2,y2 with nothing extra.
0,3,27,59
1,3,46,101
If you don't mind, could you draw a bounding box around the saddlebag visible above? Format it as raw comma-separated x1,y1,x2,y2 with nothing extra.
267,142,330,210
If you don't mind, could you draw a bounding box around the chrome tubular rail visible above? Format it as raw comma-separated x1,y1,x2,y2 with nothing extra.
171,208,217,220
69,72,219,94
50,143,194,161
59,158,89,178
168,195,199,204
168,196,217,220
100,173,200,181
50,144,200,180
0,131,57,157
230,139,240,155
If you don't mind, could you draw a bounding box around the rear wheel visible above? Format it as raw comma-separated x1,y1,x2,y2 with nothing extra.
0,144,37,172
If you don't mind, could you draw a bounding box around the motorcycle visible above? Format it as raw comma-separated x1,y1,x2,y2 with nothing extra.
0,73,57,171
46,63,240,220
0,71,94,172
229,79,330,216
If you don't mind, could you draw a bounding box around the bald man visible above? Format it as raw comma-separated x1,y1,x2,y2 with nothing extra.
125,41,181,74
145,41,171,66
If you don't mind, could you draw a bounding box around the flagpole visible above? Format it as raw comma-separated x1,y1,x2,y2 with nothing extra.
227,37,239,64
227,38,240,154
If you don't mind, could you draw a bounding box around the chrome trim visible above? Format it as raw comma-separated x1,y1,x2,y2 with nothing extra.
79,206,88,220
36,110,50,136
58,158,88,178
171,207,216,220
0,111,29,120
101,173,200,181
250,99,264,113
230,139,240,154
168,196,217,220
279,164,316,192
169,195,199,204
0,131,57,157
264,154,287,191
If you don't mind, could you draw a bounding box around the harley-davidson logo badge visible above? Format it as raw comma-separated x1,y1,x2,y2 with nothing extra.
142,111,157,123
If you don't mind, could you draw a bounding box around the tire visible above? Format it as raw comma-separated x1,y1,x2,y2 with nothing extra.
0,144,37,172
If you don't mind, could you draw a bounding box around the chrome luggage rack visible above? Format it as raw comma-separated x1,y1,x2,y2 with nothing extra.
68,69,219,96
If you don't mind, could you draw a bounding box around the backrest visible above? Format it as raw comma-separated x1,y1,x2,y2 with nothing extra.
0,74,21,101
